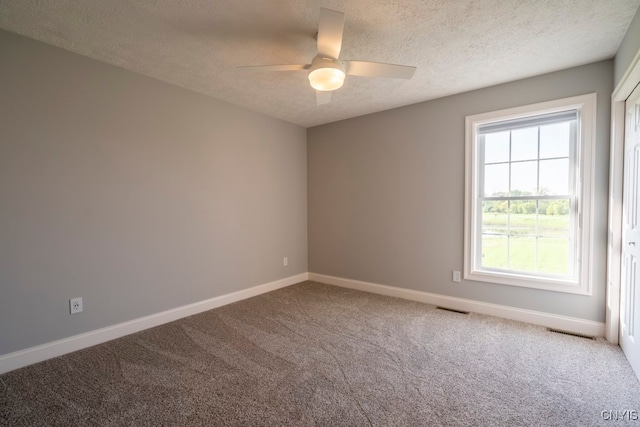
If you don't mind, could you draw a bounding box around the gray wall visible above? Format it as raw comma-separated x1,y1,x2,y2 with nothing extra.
308,60,613,322
614,4,640,86
0,30,307,355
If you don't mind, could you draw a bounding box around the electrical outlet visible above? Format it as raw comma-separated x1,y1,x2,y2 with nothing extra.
452,271,461,283
283,256,288,266
70,297,83,314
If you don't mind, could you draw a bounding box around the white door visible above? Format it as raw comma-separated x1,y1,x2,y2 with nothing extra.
621,82,640,381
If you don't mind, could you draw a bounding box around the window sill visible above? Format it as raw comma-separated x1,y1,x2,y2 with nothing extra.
464,269,591,295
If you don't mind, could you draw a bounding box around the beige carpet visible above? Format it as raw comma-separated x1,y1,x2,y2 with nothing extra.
1,281,639,426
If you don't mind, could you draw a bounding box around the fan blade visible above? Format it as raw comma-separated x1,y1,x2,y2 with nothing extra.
237,64,310,71
345,61,416,79
316,90,332,105
317,8,345,59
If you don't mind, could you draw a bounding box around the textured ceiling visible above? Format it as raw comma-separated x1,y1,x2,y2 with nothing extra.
1,1,639,127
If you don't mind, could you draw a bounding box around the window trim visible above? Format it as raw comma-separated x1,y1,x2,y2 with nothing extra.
464,94,597,295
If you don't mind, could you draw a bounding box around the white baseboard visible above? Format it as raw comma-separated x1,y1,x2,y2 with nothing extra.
308,273,605,338
0,273,308,375
1,271,606,375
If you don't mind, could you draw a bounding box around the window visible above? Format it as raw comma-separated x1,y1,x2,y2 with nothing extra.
464,94,596,294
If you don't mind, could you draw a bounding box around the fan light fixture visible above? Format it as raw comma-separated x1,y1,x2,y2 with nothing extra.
308,56,345,91
308,67,345,91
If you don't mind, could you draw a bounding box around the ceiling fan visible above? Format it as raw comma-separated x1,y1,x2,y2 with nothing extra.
239,8,417,105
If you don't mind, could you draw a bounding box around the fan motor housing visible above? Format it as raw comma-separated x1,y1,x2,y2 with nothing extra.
309,55,344,73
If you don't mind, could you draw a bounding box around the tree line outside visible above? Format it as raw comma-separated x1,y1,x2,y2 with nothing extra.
482,190,570,216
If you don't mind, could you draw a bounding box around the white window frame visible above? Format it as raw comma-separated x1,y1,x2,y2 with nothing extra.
464,93,596,295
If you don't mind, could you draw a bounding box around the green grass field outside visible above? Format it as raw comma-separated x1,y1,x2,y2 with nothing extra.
481,213,572,276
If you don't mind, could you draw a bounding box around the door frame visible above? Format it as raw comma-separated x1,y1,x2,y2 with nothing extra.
607,49,640,344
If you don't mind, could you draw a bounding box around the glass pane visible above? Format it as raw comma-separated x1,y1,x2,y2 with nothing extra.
511,127,538,161
539,159,569,195
508,201,537,273
508,235,536,273
481,234,508,270
538,201,572,276
510,160,537,195
540,122,570,159
484,163,509,196
538,205,570,236
481,204,508,270
509,208,538,238
484,131,509,163
482,203,509,232
538,237,571,276
509,199,538,215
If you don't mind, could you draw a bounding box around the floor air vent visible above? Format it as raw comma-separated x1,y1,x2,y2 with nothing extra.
436,306,469,315
547,328,596,340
